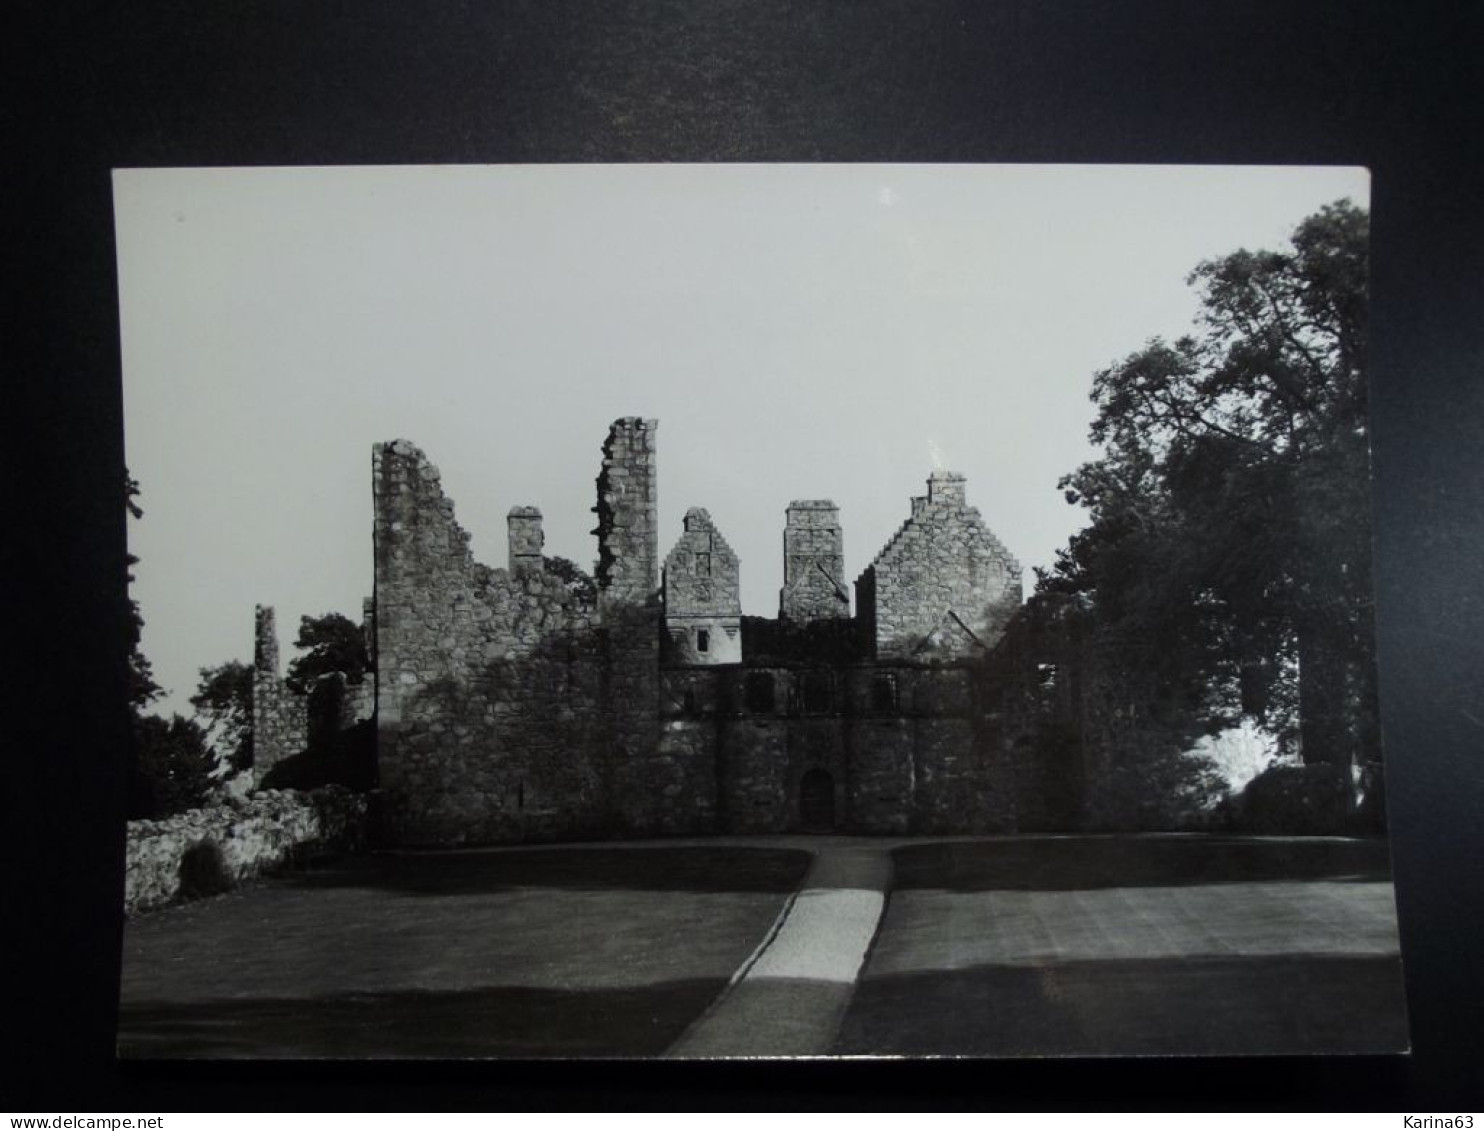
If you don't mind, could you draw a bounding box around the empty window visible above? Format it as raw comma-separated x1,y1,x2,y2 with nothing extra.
802,671,833,714
697,629,710,653
746,672,775,713
872,673,898,713
683,689,697,714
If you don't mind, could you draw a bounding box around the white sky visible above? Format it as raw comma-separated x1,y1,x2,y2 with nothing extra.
114,163,1369,716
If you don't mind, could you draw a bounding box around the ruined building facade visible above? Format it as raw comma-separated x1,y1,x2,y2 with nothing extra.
258,418,1037,846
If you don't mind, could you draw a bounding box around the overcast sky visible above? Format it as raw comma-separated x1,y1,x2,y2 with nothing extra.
115,163,1369,716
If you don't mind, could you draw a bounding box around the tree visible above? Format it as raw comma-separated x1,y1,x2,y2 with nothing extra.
286,612,371,693
125,472,162,709
125,472,216,817
191,660,254,773
543,555,597,605
1047,200,1374,790
129,714,215,819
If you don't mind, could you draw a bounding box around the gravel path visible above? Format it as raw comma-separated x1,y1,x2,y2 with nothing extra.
665,842,892,1058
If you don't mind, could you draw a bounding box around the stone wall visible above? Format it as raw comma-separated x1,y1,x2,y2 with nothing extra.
856,471,1023,660
373,422,708,845
252,605,309,784
657,661,1019,834
594,417,659,608
663,506,742,665
252,606,375,787
591,419,685,836
506,506,544,573
364,420,1046,846
780,500,850,622
124,786,368,915
373,439,604,845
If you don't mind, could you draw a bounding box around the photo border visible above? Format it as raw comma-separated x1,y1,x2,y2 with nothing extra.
10,0,1482,1108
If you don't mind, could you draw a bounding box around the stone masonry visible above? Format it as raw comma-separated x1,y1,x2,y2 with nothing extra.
351,418,1034,844
780,500,850,622
124,786,368,914
252,605,308,784
506,506,544,573
253,604,372,786
663,507,743,665
856,470,1023,660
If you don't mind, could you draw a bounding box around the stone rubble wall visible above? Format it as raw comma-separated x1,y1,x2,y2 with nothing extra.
373,438,606,845
252,605,374,786
252,605,309,783
124,786,368,915
367,420,1044,846
373,424,704,846
252,671,309,783
658,662,1019,834
594,418,659,607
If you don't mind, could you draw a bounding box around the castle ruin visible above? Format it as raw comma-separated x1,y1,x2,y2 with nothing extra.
256,417,1040,845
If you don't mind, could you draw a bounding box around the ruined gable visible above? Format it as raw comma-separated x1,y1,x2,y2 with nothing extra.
857,470,1023,660
663,507,742,665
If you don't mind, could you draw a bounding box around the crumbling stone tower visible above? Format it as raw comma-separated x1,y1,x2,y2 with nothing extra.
251,605,307,784
779,500,850,622
591,417,680,832
593,418,659,611
663,507,742,665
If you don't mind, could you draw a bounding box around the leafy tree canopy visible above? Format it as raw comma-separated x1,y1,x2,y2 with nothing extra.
191,659,254,773
286,612,371,693
126,472,162,708
1044,200,1374,775
129,714,214,819
543,555,597,605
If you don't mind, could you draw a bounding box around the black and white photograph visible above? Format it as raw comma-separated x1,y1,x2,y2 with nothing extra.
108,162,1408,1060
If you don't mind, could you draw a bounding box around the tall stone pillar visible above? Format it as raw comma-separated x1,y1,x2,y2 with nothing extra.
591,418,666,831
254,605,279,675
780,500,850,622
507,506,544,574
251,604,306,785
594,417,659,613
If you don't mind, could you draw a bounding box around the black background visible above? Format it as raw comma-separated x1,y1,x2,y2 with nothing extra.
5,0,1482,1110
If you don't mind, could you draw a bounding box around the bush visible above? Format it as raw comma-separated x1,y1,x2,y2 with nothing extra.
1230,762,1354,835
177,839,233,900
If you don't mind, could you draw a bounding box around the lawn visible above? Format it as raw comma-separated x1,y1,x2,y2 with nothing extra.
834,836,1408,1056
118,844,810,1058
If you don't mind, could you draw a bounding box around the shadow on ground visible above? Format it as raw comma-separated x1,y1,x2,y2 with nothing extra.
835,954,1409,1057
286,844,811,896
119,978,725,1059
891,836,1394,891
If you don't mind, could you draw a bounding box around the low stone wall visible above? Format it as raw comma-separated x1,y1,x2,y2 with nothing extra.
124,786,369,915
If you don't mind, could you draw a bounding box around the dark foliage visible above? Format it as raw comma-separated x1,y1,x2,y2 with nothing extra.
190,659,254,772
259,719,376,793
543,555,597,606
125,472,162,709
286,612,371,693
128,714,214,819
736,616,865,666
177,840,233,900
1021,201,1374,821
125,474,216,819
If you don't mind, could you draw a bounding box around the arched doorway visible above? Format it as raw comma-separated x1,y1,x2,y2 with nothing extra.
799,768,836,832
